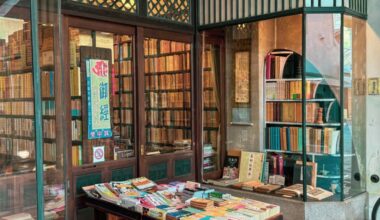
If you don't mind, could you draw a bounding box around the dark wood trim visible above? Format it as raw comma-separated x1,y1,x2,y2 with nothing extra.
143,28,193,43
135,27,145,175
61,15,75,220
194,32,203,182
66,16,135,35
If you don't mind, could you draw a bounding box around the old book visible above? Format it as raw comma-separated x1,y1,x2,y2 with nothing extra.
254,184,282,193
238,151,265,183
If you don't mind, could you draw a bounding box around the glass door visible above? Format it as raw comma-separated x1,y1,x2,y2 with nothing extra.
65,18,136,219
139,32,195,182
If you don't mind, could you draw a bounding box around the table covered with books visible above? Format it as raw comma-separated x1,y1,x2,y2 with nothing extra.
82,177,283,220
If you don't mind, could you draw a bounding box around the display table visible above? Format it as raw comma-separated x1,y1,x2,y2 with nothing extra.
84,197,283,220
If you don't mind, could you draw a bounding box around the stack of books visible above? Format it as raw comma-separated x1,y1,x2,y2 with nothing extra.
190,199,214,210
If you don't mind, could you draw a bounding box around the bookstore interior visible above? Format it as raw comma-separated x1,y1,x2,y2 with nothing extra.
0,0,369,219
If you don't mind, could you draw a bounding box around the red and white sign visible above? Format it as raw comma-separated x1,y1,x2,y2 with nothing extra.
93,146,105,163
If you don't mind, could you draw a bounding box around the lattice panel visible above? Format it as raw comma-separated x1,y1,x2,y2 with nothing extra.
148,0,191,23
71,0,137,14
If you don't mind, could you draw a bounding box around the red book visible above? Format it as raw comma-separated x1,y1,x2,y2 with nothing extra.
277,155,284,176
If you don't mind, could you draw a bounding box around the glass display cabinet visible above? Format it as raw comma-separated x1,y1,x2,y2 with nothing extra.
201,12,366,202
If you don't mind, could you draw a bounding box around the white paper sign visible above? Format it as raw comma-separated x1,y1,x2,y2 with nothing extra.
93,146,105,163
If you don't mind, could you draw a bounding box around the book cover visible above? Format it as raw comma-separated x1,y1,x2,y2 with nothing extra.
238,151,265,183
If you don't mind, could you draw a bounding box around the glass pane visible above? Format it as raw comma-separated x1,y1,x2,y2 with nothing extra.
202,44,221,173
40,5,66,218
69,28,135,166
305,13,342,201
343,15,366,198
201,15,310,202
0,3,37,218
144,38,192,155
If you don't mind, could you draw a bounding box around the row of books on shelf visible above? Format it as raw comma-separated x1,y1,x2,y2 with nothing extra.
203,70,216,88
144,39,190,56
116,126,134,139
203,111,219,127
146,110,191,127
203,50,212,69
146,92,191,109
0,101,34,115
266,80,318,100
43,119,56,139
265,53,301,80
70,67,81,96
0,22,54,72
146,128,191,145
11,139,35,159
82,178,280,219
85,143,115,164
114,41,132,60
42,100,56,116
71,119,82,141
207,150,334,201
0,74,33,99
5,118,34,137
41,71,55,98
144,55,190,73
266,102,322,123
266,126,340,154
203,130,218,148
203,90,217,108
145,73,191,91
113,109,133,125
69,28,92,67
113,94,133,108
44,142,57,162
71,99,81,117
72,145,83,166
114,60,133,75
114,77,133,91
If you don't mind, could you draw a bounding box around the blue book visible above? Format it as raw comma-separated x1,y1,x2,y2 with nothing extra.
276,127,280,150
286,127,291,151
49,71,55,96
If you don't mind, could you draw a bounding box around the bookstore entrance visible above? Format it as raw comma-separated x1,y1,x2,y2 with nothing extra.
62,16,196,219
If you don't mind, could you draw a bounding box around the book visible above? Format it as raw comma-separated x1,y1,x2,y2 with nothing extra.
267,126,340,154
241,180,264,191
275,184,333,200
131,177,156,190
238,151,265,183
292,160,317,187
94,183,121,204
254,184,282,193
